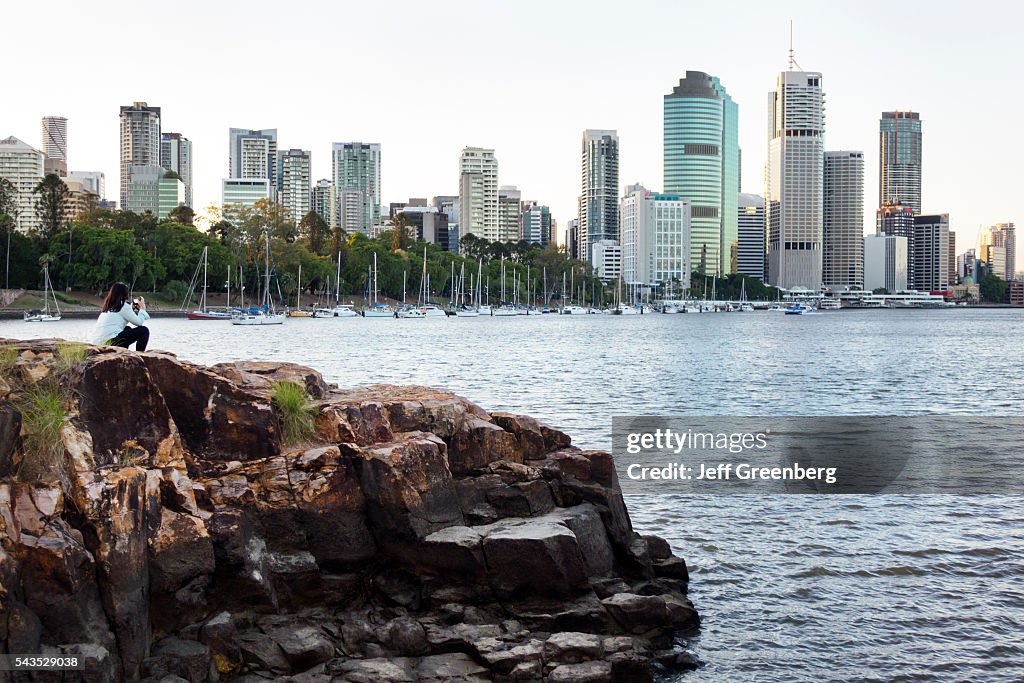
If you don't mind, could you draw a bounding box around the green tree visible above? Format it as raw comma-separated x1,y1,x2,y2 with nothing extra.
390,214,411,252
33,174,70,239
0,177,19,288
167,204,195,225
979,274,1008,303
47,226,161,292
872,287,890,295
299,210,328,254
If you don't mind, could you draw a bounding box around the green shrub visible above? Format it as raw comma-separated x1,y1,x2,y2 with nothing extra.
270,381,317,446
53,292,83,305
162,279,191,303
17,383,67,482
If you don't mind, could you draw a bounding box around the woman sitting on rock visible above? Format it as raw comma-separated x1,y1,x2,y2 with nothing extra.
92,282,151,351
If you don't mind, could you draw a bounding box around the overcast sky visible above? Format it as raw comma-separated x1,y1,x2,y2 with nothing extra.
4,0,1019,249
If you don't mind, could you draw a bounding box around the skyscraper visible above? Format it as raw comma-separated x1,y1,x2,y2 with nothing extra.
498,185,522,243
879,111,922,213
119,102,161,210
877,201,916,288
228,128,278,187
0,136,44,233
823,151,864,289
579,130,619,261
766,67,825,290
663,72,739,277
913,214,951,291
332,142,380,234
313,179,336,228
40,116,68,177
737,193,765,281
520,202,552,246
160,132,193,207
277,149,311,227
458,147,498,243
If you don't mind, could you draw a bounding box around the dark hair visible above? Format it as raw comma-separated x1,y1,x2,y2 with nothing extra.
101,282,130,313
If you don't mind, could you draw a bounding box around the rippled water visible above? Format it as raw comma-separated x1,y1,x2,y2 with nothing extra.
2,309,1022,681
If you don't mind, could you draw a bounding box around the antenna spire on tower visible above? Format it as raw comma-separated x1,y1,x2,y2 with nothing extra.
788,20,803,71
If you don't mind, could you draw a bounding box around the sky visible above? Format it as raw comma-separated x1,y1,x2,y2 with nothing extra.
3,0,1020,250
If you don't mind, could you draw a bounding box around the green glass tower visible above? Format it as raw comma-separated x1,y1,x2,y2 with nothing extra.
663,71,739,277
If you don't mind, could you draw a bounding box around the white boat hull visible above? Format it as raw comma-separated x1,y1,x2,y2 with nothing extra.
231,313,286,325
314,306,359,318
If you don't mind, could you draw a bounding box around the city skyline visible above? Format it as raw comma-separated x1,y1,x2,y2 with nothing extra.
2,1,1019,250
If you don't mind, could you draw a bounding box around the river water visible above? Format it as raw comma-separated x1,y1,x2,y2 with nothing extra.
2,309,1022,681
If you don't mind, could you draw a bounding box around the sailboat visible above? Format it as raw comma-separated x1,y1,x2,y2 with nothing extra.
493,259,518,316
315,252,359,317
288,263,314,317
231,230,285,325
739,279,754,312
454,262,480,316
401,248,446,317
182,247,231,320
23,263,61,322
363,253,395,317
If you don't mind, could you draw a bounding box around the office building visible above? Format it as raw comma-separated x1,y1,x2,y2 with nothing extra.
222,178,271,213
123,164,163,215
913,214,951,291
879,111,922,213
877,201,916,288
591,239,622,281
277,149,311,227
579,129,620,260
979,223,1016,281
766,67,825,290
458,147,498,242
737,193,765,280
663,72,739,276
497,185,522,242
620,184,691,289
119,102,161,210
399,206,449,248
160,133,193,207
864,234,908,292
566,219,579,259
157,174,185,220
0,136,45,233
823,151,864,288
520,202,552,246
332,142,380,234
67,171,105,199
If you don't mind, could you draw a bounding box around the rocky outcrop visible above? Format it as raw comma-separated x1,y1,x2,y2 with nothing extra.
0,338,699,681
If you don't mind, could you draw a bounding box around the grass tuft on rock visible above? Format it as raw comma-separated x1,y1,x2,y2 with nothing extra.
17,382,67,482
53,341,88,375
0,344,18,377
270,381,317,446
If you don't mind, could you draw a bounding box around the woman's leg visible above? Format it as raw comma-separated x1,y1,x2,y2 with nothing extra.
109,325,149,351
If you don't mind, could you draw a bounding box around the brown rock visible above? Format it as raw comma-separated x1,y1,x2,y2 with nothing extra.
209,360,330,399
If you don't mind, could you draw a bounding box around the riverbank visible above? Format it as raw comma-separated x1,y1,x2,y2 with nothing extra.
0,338,699,681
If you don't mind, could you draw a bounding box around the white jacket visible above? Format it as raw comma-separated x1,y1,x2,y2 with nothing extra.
91,303,151,344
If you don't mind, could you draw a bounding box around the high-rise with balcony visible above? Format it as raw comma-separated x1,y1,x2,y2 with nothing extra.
823,151,864,289
228,128,277,187
620,184,691,289
458,147,498,243
277,149,311,227
498,185,522,243
766,66,825,290
119,102,161,211
879,111,922,213
313,179,336,228
663,73,738,277
579,130,619,261
160,132,193,207
40,116,68,177
0,136,44,233
332,142,380,234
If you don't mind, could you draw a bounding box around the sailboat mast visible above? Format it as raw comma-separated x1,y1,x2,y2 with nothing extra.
335,252,341,304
